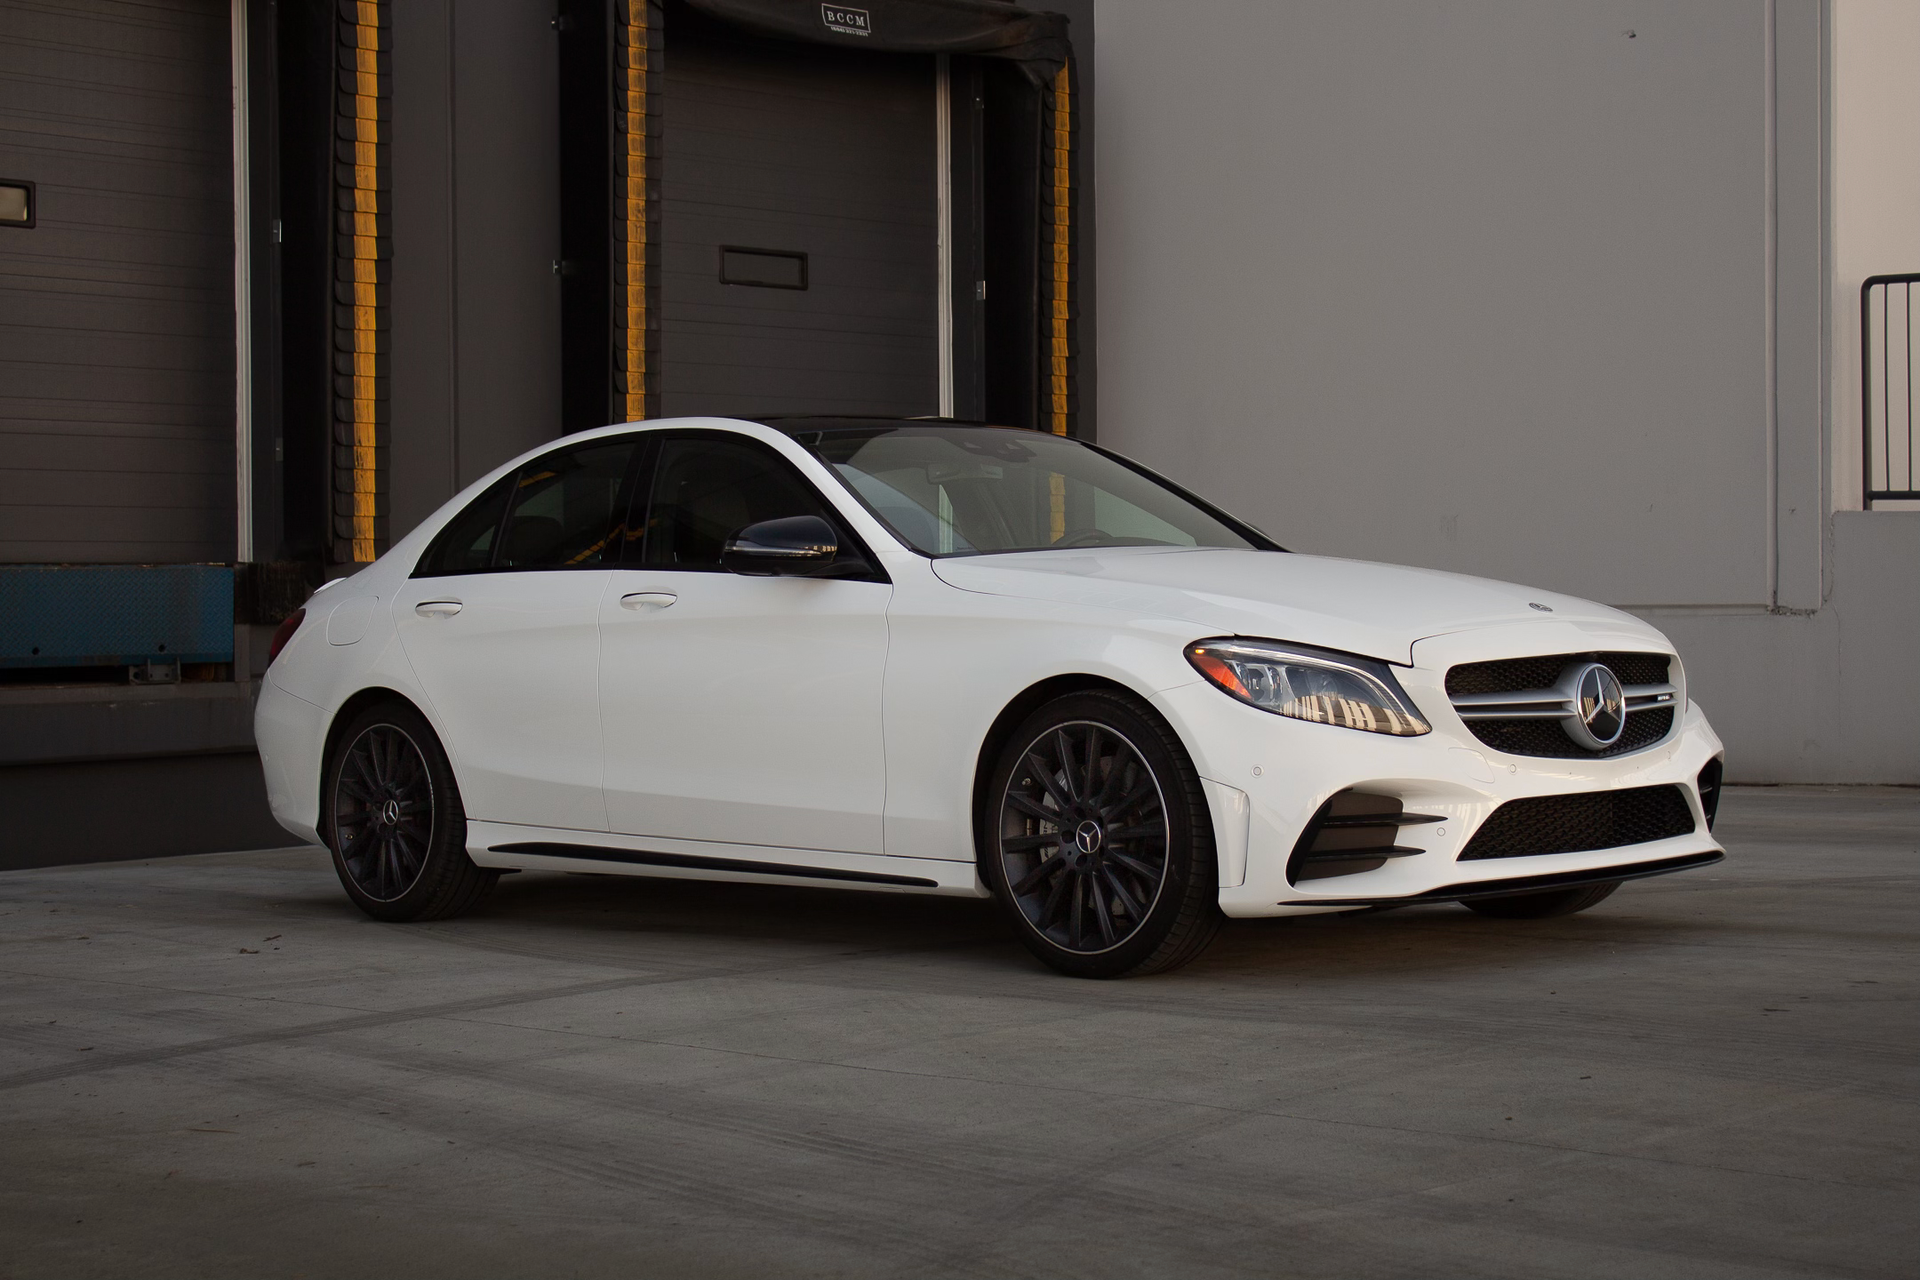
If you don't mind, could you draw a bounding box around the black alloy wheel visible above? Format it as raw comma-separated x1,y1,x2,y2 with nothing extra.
323,700,497,922
983,691,1221,978
334,723,434,900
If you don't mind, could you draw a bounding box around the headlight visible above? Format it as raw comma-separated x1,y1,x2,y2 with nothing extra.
1185,638,1430,736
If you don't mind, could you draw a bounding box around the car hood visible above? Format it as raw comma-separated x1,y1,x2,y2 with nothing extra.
928,547,1660,664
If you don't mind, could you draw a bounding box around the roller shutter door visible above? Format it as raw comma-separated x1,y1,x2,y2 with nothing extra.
0,0,234,563
661,21,938,419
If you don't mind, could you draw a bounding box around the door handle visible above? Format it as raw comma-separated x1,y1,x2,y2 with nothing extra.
619,591,678,612
414,600,463,617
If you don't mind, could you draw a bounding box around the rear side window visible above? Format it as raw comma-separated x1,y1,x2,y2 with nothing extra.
415,474,514,576
498,439,641,569
413,437,642,577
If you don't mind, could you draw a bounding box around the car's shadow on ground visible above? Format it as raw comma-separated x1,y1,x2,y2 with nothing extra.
261,867,1729,988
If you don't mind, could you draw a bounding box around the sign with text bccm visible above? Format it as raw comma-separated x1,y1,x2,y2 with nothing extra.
820,5,870,37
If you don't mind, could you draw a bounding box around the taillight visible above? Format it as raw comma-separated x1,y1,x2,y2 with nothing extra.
267,608,306,666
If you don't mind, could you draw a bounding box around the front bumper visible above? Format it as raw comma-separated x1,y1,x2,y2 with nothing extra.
1152,638,1726,919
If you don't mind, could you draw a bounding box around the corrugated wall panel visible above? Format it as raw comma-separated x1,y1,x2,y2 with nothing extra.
0,0,235,564
660,20,938,419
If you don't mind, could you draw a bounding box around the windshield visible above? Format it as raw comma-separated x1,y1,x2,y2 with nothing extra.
800,425,1263,557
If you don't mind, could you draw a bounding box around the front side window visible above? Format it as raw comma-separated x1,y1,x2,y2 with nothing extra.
803,425,1263,557
639,435,836,571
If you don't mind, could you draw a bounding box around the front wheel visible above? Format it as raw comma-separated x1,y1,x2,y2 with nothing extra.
1461,881,1619,919
322,700,497,922
981,691,1221,978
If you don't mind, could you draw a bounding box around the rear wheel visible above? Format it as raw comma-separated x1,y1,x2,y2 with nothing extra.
1461,881,1619,919
981,691,1221,978
322,700,497,922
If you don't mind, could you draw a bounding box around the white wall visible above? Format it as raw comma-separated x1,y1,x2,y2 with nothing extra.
1094,0,1918,782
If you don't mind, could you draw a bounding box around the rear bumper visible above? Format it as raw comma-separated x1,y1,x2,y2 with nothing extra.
254,674,326,845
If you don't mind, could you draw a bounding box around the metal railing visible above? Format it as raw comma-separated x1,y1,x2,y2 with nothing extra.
1863,273,1919,506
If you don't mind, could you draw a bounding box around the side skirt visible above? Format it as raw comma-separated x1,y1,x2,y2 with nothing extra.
466,822,987,896
492,842,940,888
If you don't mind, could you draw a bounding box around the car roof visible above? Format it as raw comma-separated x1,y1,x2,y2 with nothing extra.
750,415,1034,437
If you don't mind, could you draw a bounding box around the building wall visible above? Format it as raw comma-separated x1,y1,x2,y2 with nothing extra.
1831,0,1920,510
389,0,563,542
1094,0,1917,783
0,0,237,564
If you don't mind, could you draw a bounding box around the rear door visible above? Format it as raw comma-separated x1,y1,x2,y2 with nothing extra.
394,435,643,832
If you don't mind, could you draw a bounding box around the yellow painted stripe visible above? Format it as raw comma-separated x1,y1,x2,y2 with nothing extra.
346,7,383,559
616,8,649,417
1047,64,1072,437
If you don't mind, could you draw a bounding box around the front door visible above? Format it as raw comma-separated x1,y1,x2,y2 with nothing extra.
395,435,643,832
599,432,890,853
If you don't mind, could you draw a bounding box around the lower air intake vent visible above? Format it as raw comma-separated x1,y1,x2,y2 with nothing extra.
1289,791,1444,884
1459,785,1696,861
1697,757,1724,831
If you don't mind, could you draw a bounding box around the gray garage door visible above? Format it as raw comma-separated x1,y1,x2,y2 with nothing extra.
0,0,234,564
660,22,938,419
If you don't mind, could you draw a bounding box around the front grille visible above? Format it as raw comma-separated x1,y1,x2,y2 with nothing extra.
1465,707,1674,759
1446,650,1676,758
1446,651,1671,697
1458,785,1696,860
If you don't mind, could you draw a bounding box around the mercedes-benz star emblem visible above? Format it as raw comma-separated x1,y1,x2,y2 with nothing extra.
1563,662,1626,750
1073,820,1103,855
379,798,401,828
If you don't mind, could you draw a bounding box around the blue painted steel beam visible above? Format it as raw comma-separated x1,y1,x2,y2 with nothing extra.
0,566,235,668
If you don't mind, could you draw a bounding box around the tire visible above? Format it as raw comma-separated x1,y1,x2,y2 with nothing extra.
321,699,497,922
980,690,1221,978
1461,881,1620,920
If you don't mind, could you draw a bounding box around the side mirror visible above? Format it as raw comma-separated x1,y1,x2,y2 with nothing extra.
721,515,839,576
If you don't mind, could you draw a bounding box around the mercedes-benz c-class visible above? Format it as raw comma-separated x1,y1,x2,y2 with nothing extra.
256,417,1726,977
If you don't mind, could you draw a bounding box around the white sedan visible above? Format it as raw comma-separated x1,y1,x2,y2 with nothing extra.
256,417,1727,978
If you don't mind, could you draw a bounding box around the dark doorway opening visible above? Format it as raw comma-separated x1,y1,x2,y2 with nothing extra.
979,58,1042,431
551,1,1075,434
275,0,335,564
557,0,613,433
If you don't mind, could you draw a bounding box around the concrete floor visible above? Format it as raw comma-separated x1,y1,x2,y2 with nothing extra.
0,788,1913,1279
